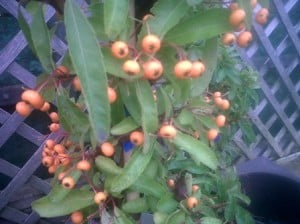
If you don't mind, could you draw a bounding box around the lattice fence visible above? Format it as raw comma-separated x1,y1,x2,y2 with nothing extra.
0,0,300,223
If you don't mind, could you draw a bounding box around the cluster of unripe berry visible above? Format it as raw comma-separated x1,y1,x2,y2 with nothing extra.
222,0,269,47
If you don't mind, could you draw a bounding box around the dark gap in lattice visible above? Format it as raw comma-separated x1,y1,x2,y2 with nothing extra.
258,102,274,124
255,137,270,157
292,116,300,130
33,164,52,180
289,63,300,85
0,72,22,87
0,173,12,190
268,22,288,50
0,217,17,224
274,82,289,104
15,47,43,76
269,118,284,137
288,1,300,26
263,67,279,89
278,38,299,68
251,39,269,70
0,134,37,167
0,6,18,50
23,109,52,135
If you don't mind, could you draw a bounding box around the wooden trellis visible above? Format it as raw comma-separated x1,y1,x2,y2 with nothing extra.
0,0,300,223
235,0,300,169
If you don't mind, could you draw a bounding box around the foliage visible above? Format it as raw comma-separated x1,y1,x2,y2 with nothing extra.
17,0,268,223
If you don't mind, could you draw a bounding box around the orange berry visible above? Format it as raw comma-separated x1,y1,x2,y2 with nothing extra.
237,31,253,48
42,156,54,167
111,41,129,59
192,185,200,193
45,139,56,149
60,155,72,166
58,171,67,181
54,144,66,154
16,101,32,117
159,124,177,139
21,90,44,109
220,99,230,110
167,178,175,189
108,87,117,103
229,8,246,27
49,123,60,132
142,60,163,80
206,129,219,141
250,0,257,8
174,60,193,79
100,142,115,157
213,91,222,98
129,131,144,146
54,65,69,76
72,76,81,92
141,34,161,54
49,112,59,123
186,196,199,209
190,61,205,78
222,33,236,45
122,60,141,75
48,165,57,174
40,102,51,112
76,160,91,171
71,211,84,224
94,191,108,205
255,8,269,25
62,176,75,189
214,97,224,106
142,13,153,22
215,114,226,127
229,2,239,11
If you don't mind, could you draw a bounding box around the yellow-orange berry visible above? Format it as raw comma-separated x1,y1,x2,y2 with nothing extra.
76,160,91,171
100,142,115,157
192,185,200,193
21,90,44,109
45,139,56,149
215,114,226,127
159,124,177,139
187,196,199,209
108,87,117,103
42,156,54,167
214,97,224,106
62,176,75,189
16,101,32,117
122,60,141,75
72,76,81,92
40,102,51,112
229,2,239,11
71,211,84,224
237,31,253,48
54,144,66,154
190,61,205,78
48,165,57,174
94,191,108,205
222,33,236,45
167,178,175,189
129,131,144,146
141,34,161,54
174,60,193,79
54,65,69,76
49,112,59,123
111,41,129,59
213,91,222,98
220,99,230,110
255,8,269,25
229,8,246,27
250,0,257,8
206,129,219,141
143,60,163,80
49,123,60,132
58,171,67,181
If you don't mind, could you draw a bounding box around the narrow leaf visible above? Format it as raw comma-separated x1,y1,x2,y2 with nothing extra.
30,2,55,73
113,206,135,224
65,0,110,142
157,86,173,118
201,217,223,224
157,193,178,213
95,155,123,176
164,8,232,45
122,198,149,214
173,132,219,170
32,189,94,217
131,176,166,198
111,117,139,136
104,0,129,40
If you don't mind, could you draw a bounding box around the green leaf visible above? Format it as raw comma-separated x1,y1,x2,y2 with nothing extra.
239,119,256,145
95,155,123,176
140,0,189,38
173,132,219,170
168,159,209,175
57,94,90,142
260,0,270,8
30,2,55,73
191,38,218,96
157,86,173,118
131,176,166,198
235,205,255,224
164,8,232,45
176,109,194,127
135,80,158,133
32,189,94,217
88,2,108,40
166,210,186,224
224,199,236,221
201,217,223,224
65,0,110,142
104,0,129,40
111,116,139,135
113,206,135,224
236,0,252,29
109,140,155,194
122,197,149,214
18,7,36,55
153,212,168,224
157,193,178,213
197,115,217,129
119,82,141,124
111,88,126,126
